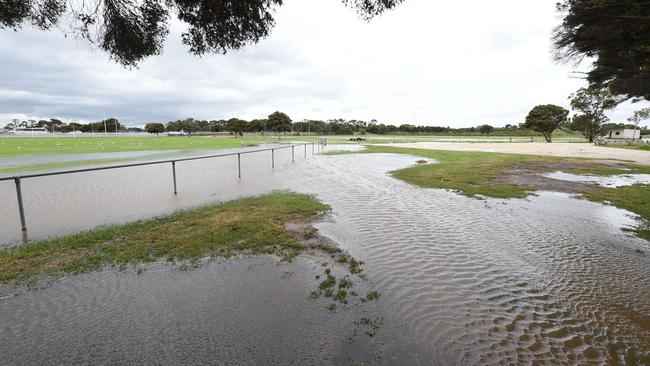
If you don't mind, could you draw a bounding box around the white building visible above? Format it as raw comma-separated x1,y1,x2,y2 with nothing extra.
607,129,641,139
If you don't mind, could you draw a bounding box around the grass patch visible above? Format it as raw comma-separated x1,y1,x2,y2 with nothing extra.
0,192,329,285
331,146,650,240
599,143,650,151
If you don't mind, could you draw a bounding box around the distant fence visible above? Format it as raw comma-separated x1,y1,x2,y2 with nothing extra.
1,140,327,243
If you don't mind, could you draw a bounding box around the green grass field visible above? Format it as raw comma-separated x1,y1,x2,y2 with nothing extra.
0,136,275,158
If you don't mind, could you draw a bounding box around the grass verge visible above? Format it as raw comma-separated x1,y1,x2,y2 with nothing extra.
329,146,650,240
0,192,329,285
599,143,650,151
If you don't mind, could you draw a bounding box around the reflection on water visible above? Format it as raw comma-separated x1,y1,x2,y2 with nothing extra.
544,171,650,188
1,147,649,364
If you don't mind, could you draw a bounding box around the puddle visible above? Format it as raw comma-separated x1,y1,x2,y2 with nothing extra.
544,171,650,187
0,147,649,364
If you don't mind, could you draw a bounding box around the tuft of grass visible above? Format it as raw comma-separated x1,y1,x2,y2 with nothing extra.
349,258,364,274
366,290,380,301
318,273,337,291
334,289,348,303
0,192,329,285
338,276,353,289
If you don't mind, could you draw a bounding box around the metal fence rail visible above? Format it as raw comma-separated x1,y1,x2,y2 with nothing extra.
1,140,327,243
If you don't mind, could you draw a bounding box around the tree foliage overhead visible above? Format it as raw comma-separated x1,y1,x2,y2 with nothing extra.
524,105,569,143
0,0,404,67
553,0,650,100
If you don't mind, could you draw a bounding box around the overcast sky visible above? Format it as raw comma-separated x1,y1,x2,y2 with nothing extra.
0,0,648,127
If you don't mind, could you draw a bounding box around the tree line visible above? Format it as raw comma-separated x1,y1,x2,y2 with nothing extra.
3,107,649,140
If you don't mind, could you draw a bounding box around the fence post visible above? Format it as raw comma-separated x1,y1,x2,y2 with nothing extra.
312,142,314,155
304,143,307,158
172,161,177,194
272,149,275,169
14,177,28,243
292,146,295,162
237,153,241,178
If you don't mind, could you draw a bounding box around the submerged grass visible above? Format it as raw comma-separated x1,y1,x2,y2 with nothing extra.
0,192,329,285
0,158,130,175
330,145,650,240
583,185,650,240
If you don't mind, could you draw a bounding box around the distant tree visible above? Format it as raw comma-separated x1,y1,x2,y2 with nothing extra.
249,119,267,133
478,124,494,136
553,0,650,101
628,108,650,140
100,118,123,133
569,85,620,142
568,114,600,141
226,118,248,137
523,105,569,143
267,111,292,133
145,122,165,135
0,0,404,67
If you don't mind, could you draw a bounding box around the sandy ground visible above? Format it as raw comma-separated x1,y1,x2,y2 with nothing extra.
387,142,650,165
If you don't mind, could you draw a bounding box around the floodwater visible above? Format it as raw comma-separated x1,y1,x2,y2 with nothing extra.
0,143,293,171
1,145,649,364
545,171,650,188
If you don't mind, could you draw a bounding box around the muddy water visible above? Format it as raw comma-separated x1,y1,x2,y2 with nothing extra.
1,147,649,364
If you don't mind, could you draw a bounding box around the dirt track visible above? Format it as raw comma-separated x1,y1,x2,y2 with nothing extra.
387,142,650,165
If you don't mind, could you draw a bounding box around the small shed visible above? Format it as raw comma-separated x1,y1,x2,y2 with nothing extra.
607,129,641,139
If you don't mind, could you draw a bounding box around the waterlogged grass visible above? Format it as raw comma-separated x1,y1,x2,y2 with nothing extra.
0,158,129,175
330,146,650,239
0,136,274,158
0,192,329,285
583,185,650,240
